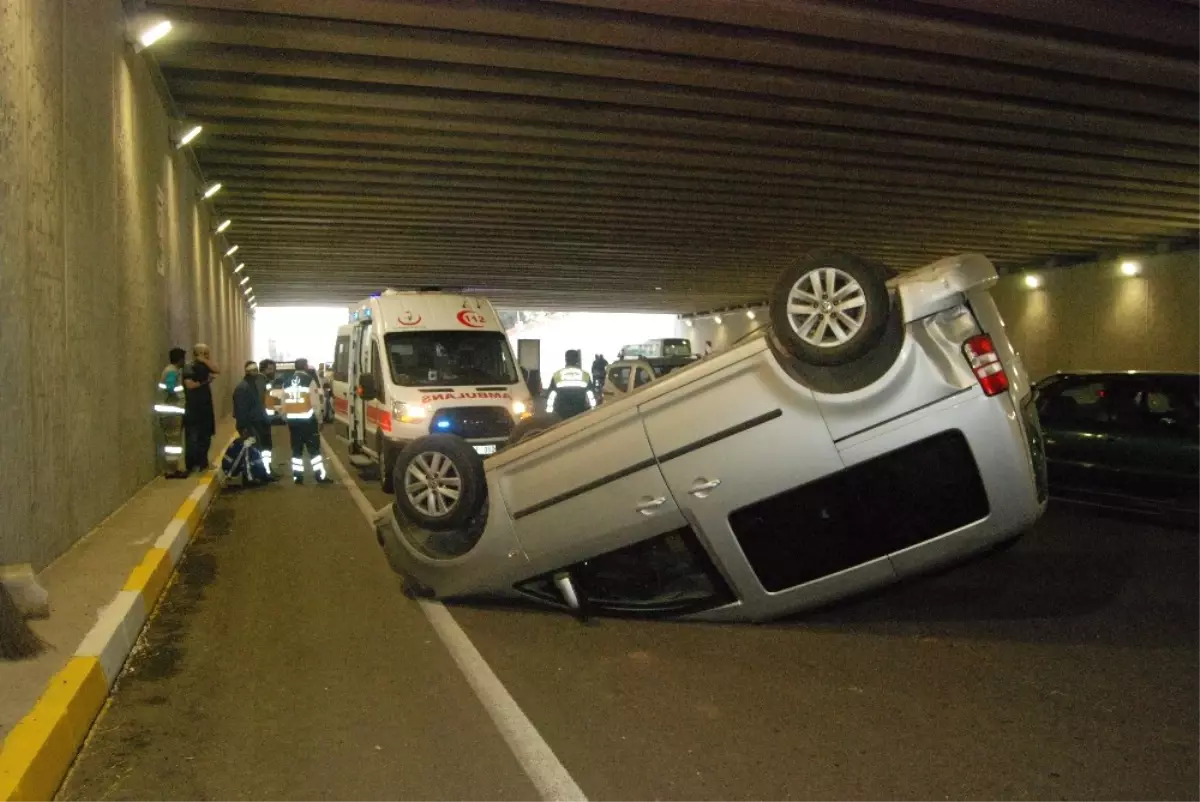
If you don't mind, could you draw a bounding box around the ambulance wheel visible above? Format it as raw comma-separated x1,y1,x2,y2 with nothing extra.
378,436,394,493
768,250,891,367
393,436,486,533
505,413,561,449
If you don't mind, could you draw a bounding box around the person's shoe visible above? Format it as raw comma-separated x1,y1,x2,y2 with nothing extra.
315,476,334,485
293,476,304,485
165,471,189,480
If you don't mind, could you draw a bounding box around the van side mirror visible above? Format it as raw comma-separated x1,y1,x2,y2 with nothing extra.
358,374,377,398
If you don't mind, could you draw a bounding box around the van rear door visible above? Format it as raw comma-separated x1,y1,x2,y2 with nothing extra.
814,253,1007,442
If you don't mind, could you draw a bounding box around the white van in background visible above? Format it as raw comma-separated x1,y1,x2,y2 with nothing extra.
331,290,533,492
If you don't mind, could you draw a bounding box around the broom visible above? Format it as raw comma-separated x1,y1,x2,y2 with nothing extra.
0,581,44,660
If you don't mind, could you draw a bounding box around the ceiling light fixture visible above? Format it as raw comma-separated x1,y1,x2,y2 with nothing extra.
225,245,239,257
746,309,757,320
239,276,249,286
215,219,231,234
684,319,693,328
202,182,222,199
234,263,245,274
243,286,252,295
176,124,202,148
1120,260,1141,276
136,20,172,49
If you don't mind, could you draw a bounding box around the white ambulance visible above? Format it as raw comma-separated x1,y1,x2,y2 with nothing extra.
331,289,533,492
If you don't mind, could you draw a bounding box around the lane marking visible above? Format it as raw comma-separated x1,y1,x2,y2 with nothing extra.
322,440,587,802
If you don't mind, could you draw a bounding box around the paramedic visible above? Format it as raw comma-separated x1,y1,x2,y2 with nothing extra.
154,347,188,479
233,361,275,480
183,343,220,473
547,349,595,419
283,358,331,485
255,359,277,469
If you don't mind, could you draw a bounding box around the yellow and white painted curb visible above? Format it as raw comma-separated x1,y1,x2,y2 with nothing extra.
0,462,227,801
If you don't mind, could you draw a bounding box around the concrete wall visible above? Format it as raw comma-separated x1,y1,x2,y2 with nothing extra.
680,250,1199,379
0,0,251,569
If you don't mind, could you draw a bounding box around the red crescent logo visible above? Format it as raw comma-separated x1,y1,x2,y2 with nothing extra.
457,310,486,328
397,313,422,326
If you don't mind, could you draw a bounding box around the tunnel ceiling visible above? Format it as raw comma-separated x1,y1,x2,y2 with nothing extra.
143,0,1199,312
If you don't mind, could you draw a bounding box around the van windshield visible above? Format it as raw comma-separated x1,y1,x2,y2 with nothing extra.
660,339,692,357
385,331,518,387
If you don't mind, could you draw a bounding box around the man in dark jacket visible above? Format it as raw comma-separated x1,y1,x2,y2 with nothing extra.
183,343,220,473
233,361,275,480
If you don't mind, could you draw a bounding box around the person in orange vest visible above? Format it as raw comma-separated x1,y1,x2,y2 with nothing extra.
282,358,331,485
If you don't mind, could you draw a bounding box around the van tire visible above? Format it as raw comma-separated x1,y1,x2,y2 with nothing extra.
392,436,486,533
506,413,562,449
768,250,891,367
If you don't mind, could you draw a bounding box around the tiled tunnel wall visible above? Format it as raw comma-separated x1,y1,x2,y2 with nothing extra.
0,0,251,569
682,250,1200,381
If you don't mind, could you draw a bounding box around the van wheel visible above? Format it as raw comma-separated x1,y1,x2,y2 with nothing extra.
393,436,486,533
506,413,561,449
768,250,891,367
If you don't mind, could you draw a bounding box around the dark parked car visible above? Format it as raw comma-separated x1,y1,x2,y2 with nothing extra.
1033,371,1198,524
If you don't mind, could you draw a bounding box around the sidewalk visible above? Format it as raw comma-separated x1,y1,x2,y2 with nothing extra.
0,419,236,741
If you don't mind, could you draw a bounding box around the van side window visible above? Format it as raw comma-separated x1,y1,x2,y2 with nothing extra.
333,336,349,382
633,366,653,388
607,365,631,391
370,343,385,401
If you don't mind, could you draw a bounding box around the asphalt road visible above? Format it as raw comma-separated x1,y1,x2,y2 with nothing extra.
60,428,1198,800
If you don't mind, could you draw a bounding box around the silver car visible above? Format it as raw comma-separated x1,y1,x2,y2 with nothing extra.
373,251,1048,622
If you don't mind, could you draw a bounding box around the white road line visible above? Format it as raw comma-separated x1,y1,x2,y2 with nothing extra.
322,440,588,802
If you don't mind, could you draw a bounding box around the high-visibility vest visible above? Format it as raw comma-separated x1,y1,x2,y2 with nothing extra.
282,372,316,421
552,366,592,389
154,365,186,417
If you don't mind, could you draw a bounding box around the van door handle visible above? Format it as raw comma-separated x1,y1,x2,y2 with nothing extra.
635,496,667,515
689,478,721,498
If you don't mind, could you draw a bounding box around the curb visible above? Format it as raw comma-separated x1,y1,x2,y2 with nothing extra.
0,460,228,802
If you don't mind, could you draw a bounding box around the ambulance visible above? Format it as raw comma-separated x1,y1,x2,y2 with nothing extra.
331,289,533,492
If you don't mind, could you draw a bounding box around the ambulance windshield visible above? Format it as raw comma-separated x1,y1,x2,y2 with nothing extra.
386,331,519,388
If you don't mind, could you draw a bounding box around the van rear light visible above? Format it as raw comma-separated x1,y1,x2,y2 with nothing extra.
962,334,1009,397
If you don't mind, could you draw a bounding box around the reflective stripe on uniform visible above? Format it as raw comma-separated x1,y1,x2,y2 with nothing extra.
154,404,186,415
556,379,589,389
163,445,184,455
286,408,315,420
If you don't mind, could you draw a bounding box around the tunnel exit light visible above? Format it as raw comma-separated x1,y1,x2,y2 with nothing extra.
137,20,172,49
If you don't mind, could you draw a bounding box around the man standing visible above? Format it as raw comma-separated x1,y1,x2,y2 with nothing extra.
183,343,220,473
155,348,189,479
590,353,609,399
547,349,596,420
255,359,277,471
233,361,275,480
282,358,331,485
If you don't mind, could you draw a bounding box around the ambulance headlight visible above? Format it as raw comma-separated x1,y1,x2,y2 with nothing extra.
512,400,530,419
393,402,428,424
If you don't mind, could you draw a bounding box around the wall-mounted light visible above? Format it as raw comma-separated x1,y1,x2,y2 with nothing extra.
239,276,249,286
684,319,693,328
746,309,757,320
1023,274,1042,289
202,182,222,199
1120,260,1141,277
131,19,172,52
654,286,662,291
225,245,239,257
234,262,245,274
714,315,723,325
243,285,252,295
215,219,231,234
175,124,202,149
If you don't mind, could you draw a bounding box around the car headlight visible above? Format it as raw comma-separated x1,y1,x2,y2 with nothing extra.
393,402,428,423
512,399,531,419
